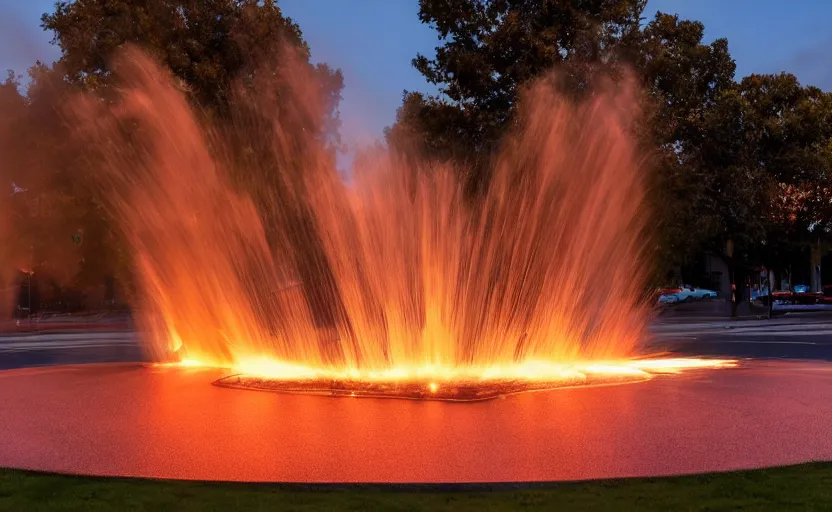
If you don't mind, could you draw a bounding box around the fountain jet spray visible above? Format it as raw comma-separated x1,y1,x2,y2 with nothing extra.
69,46,652,381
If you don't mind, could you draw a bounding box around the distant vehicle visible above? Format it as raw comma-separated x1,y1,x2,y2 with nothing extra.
676,286,718,301
657,285,718,304
655,287,680,304
786,284,821,305
763,285,822,306
657,287,682,295
657,293,679,304
819,285,832,304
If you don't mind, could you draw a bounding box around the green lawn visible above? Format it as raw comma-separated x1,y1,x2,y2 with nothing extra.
1,463,830,511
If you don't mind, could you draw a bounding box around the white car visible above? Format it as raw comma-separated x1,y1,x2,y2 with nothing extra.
676,286,718,301
658,286,718,304
658,293,679,304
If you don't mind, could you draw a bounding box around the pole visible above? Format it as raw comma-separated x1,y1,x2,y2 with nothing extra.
726,239,735,318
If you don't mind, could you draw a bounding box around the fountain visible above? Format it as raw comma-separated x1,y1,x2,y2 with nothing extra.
63,47,730,400
2,47,829,484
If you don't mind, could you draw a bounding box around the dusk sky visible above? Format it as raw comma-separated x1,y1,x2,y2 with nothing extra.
1,0,830,149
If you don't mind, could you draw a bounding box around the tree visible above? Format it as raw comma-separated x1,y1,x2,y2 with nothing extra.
389,4,741,284
0,71,26,191
40,0,344,216
0,62,126,308
736,74,832,274
33,0,345,309
0,72,27,316
389,0,647,192
679,70,832,308
636,13,738,278
41,0,342,124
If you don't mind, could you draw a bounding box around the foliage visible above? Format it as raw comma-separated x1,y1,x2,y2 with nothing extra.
40,0,342,121
0,0,344,309
636,13,737,275
687,73,832,271
0,61,125,305
389,0,646,192
391,2,832,284
4,0,832,301
40,0,344,190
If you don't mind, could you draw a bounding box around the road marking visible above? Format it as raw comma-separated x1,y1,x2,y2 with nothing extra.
0,339,140,352
654,326,832,337
726,330,832,337
720,340,819,345
0,344,142,353
0,332,135,340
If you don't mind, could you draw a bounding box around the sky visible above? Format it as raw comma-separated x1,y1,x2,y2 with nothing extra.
1,0,831,149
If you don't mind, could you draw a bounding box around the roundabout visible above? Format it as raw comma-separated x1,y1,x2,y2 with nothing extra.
0,359,830,483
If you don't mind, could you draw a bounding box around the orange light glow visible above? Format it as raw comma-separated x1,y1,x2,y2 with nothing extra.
165,356,736,388
76,48,733,396
630,358,738,373
178,358,206,368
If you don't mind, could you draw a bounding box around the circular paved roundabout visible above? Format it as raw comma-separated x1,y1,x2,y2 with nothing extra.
0,360,830,483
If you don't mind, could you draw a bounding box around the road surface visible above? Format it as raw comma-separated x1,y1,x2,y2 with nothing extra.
3,316,832,369
649,316,832,361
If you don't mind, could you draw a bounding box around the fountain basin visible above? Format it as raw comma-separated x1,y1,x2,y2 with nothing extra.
0,361,830,483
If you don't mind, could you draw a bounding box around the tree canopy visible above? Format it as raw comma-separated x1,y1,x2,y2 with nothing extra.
390,1,832,286
1,0,345,310
3,0,832,311
41,0,342,119
388,0,646,190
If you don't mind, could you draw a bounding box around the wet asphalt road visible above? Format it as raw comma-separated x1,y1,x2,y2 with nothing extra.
0,332,146,371
649,317,832,361
657,334,832,361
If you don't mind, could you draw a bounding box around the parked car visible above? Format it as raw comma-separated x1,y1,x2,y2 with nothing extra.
788,284,821,305
657,285,718,304
763,285,822,306
677,286,718,301
654,287,681,304
822,285,832,304
658,293,679,304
